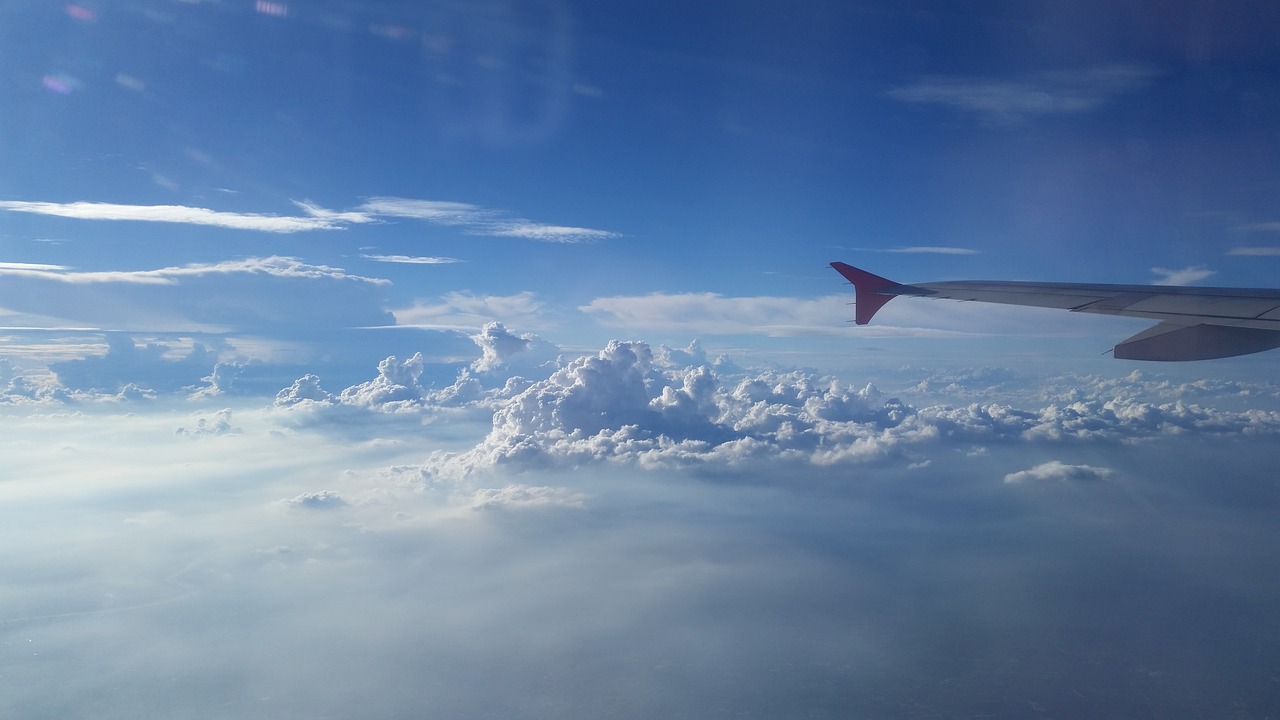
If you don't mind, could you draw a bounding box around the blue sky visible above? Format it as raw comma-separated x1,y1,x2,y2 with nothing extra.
4,1,1280,717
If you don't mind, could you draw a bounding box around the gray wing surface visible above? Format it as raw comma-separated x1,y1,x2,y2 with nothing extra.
831,262,1280,361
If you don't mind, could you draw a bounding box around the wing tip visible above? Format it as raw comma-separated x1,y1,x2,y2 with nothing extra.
830,261,900,325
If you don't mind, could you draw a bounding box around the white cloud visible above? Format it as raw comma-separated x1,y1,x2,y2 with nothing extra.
0,255,389,286
886,246,980,255
358,196,618,242
888,65,1157,124
1233,222,1280,233
282,489,348,508
393,291,546,330
1003,460,1115,484
4,368,1280,718
175,408,240,436
1151,266,1214,286
275,374,336,407
0,261,69,271
468,484,585,510
484,220,618,243
0,200,350,233
470,321,560,374
338,353,430,412
407,338,1280,478
1227,246,1280,256
581,293,852,336
0,196,618,242
360,254,463,264
0,256,394,334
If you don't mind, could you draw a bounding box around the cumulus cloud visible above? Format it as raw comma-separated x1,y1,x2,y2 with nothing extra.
470,322,559,374
274,374,336,407
282,490,348,508
175,408,239,436
407,339,1280,478
338,353,430,412
1003,460,1115,484
888,64,1156,124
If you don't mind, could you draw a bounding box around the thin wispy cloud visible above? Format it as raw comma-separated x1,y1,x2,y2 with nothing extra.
1228,247,1280,256
361,254,463,265
1151,266,1214,286
1234,222,1280,233
885,245,983,254
0,256,389,285
0,197,619,243
0,261,69,271
889,64,1157,124
393,291,546,329
360,196,619,243
0,200,349,233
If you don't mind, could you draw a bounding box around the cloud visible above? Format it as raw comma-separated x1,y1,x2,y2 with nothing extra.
274,374,336,407
360,254,463,264
1227,246,1280,256
470,322,560,374
1003,460,1115,484
581,293,853,336
468,484,585,511
410,339,1280,478
0,255,389,287
0,256,394,333
0,200,352,233
578,291,1083,338
887,246,980,255
1233,222,1280,233
393,291,546,330
1151,266,1214,286
888,64,1157,124
175,408,240,436
358,196,618,243
281,490,348,509
0,197,618,242
337,353,431,412
50,334,223,393
0,261,69,271
6,362,1280,718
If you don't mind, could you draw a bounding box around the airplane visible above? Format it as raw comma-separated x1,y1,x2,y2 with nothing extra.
831,261,1280,361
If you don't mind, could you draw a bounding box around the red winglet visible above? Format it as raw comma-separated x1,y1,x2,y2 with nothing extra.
830,261,900,325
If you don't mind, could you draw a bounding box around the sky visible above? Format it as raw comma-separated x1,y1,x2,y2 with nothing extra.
3,1,1280,717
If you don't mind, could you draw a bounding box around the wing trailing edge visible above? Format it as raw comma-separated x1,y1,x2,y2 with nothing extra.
830,261,1280,361
1114,322,1280,361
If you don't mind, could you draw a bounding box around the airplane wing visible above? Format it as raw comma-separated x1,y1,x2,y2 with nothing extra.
830,261,1280,361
